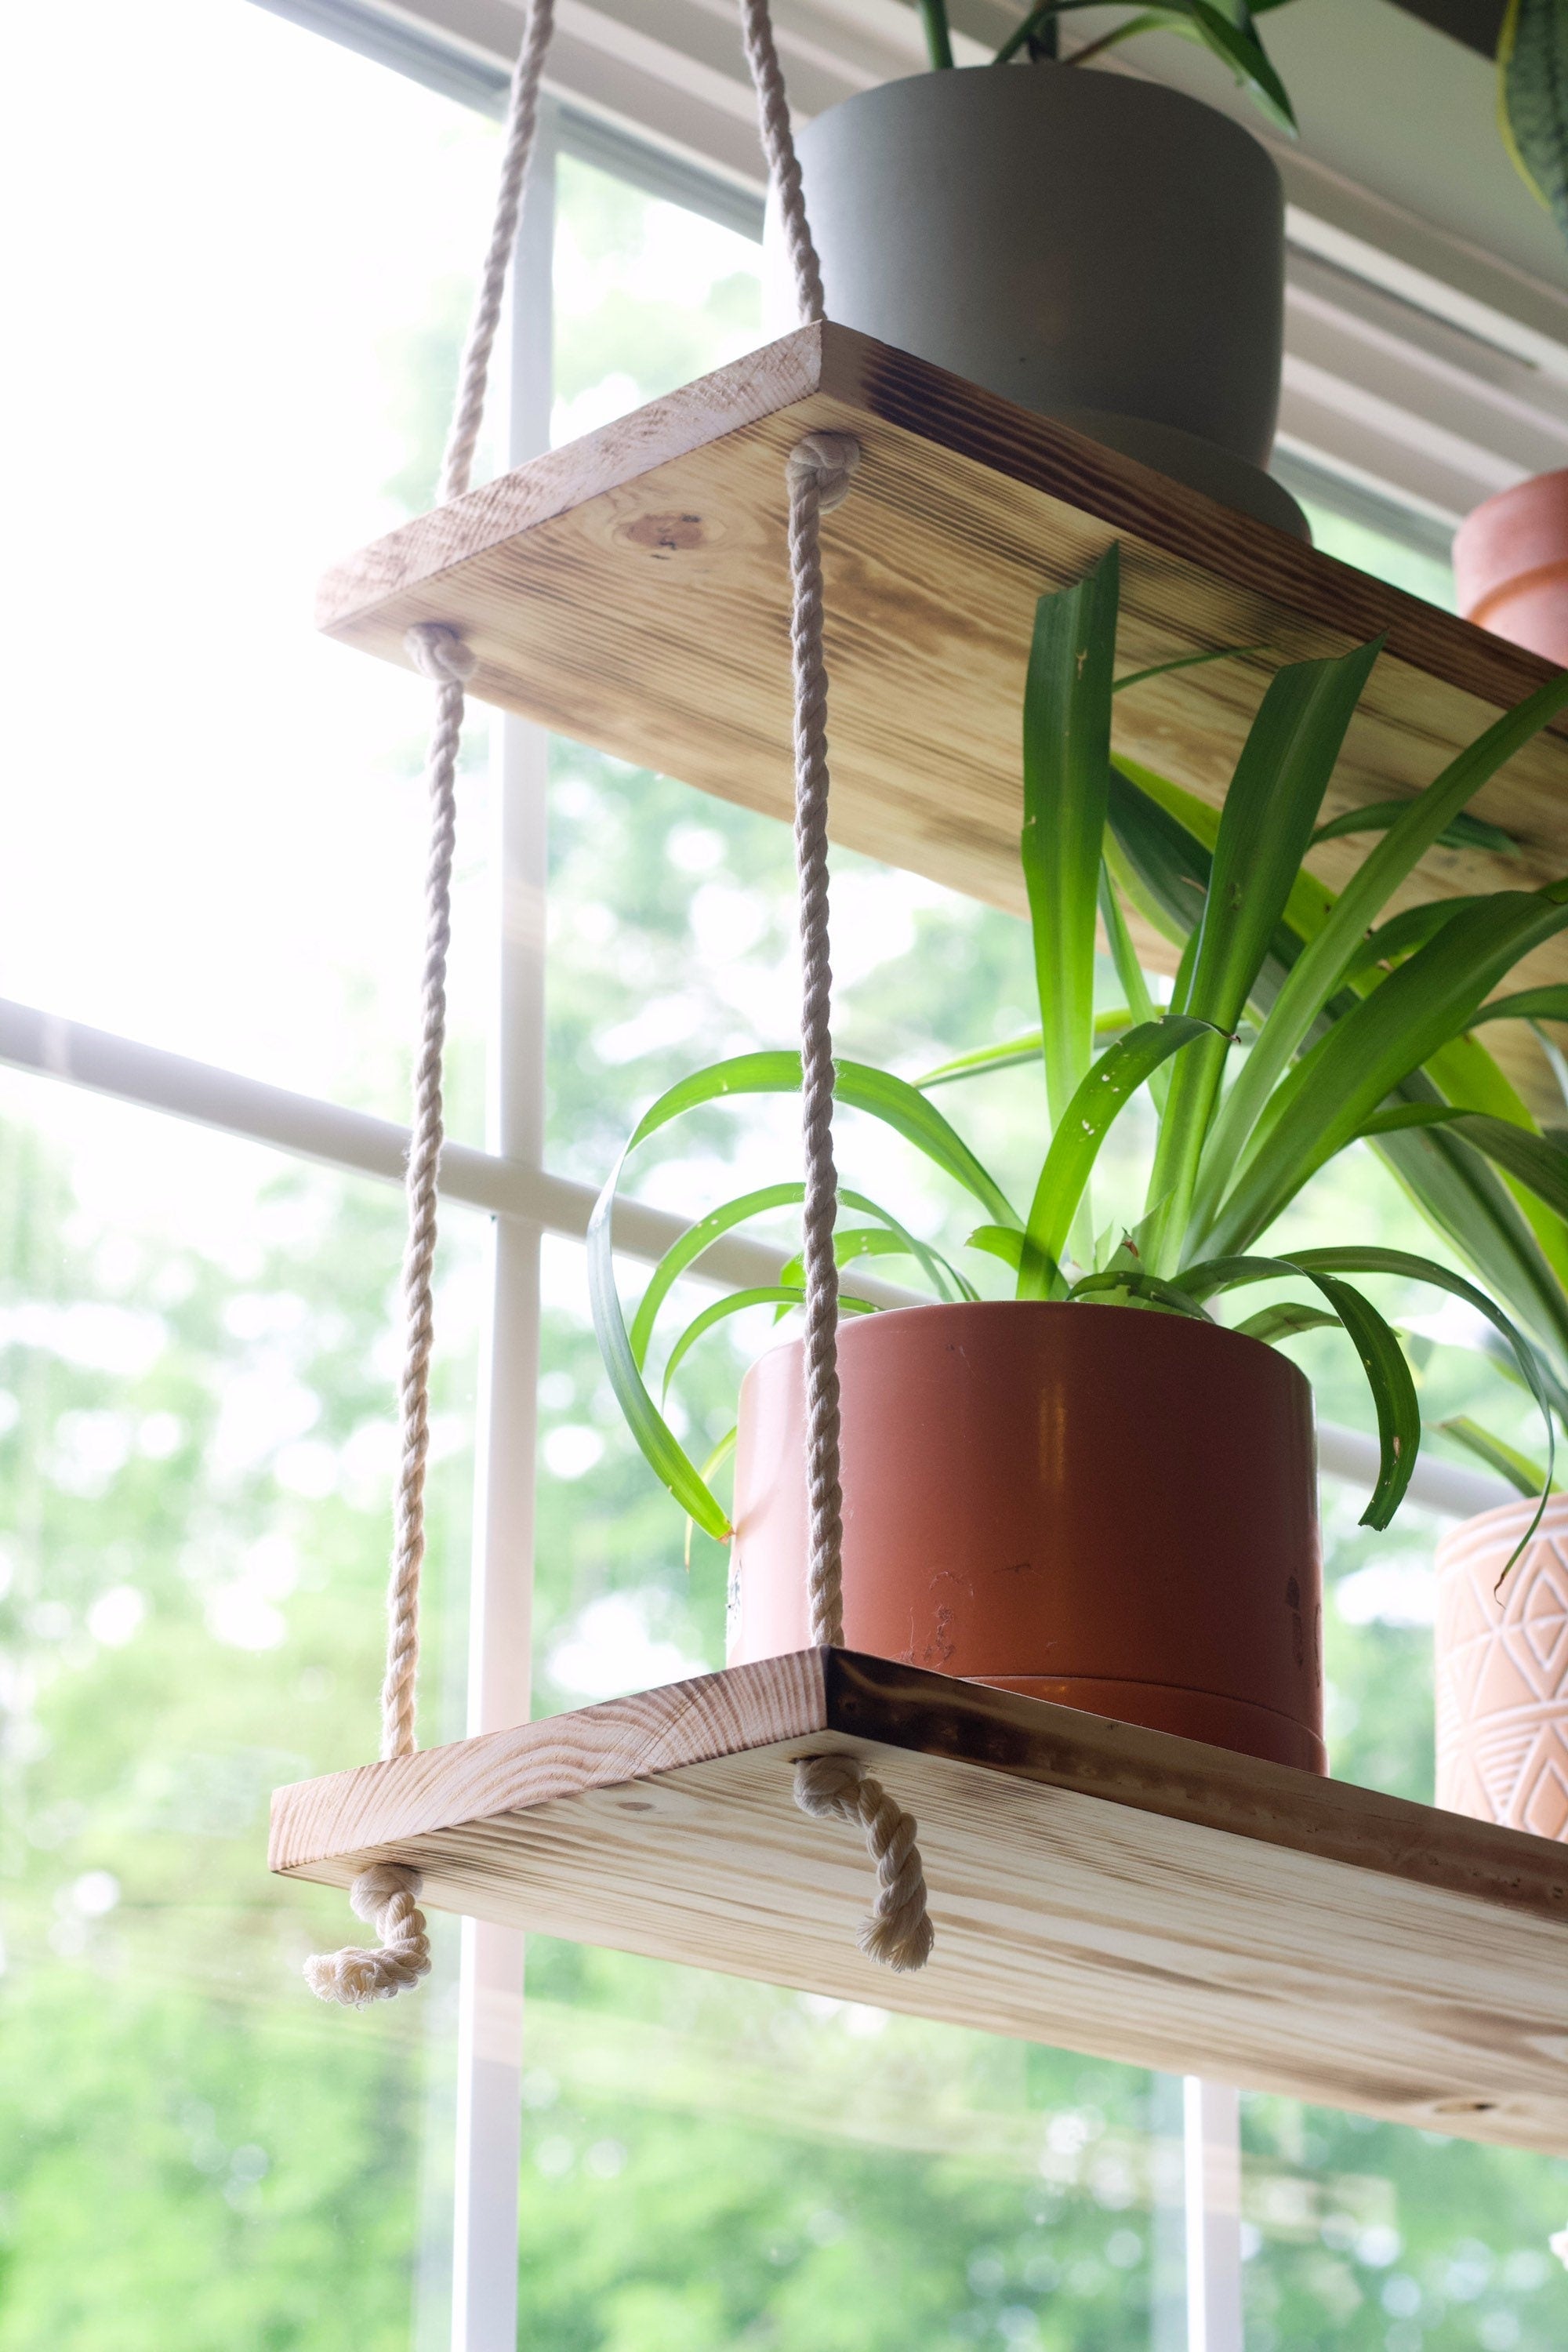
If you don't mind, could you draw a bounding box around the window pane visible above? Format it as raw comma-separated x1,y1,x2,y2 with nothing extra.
0,1074,481,2343
3,2,496,1129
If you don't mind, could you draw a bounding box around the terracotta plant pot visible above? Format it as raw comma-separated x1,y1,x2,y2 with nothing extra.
728,1301,1326,1773
1435,1494,1568,1838
1454,471,1568,664
763,64,1306,539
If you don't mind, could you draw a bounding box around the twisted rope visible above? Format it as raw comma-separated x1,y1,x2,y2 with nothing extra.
785,432,858,1648
738,0,826,325
304,1864,433,2006
794,1756,935,1972
440,0,555,503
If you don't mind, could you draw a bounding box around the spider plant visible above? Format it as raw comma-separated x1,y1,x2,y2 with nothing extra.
916,0,1298,135
590,546,1568,1555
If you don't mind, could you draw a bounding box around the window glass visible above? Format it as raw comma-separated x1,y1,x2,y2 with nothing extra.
2,0,496,1131
0,1073,481,2343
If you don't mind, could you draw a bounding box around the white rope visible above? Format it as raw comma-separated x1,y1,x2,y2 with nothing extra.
738,0,826,325
304,1864,433,2006
785,432,858,1647
440,0,555,503
794,1756,935,1971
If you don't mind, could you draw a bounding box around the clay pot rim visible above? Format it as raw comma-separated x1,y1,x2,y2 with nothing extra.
1436,1488,1568,1547
816,54,1276,157
749,1294,1310,1388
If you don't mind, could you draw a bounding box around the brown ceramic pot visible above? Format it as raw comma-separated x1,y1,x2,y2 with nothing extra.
728,1301,1326,1773
1454,471,1568,664
1435,1494,1568,1839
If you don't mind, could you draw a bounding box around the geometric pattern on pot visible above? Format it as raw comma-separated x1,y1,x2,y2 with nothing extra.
1436,1497,1568,1842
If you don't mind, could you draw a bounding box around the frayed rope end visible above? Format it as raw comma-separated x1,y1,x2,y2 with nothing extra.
304,1863,432,2008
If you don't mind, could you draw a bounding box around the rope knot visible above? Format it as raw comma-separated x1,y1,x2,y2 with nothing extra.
303,1863,432,2008
405,622,478,685
786,431,860,513
793,1754,935,1973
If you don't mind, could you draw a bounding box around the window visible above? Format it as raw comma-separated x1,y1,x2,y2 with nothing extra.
6,5,1568,2348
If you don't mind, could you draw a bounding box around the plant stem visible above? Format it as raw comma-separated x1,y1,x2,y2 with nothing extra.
993,1,1062,67
1064,24,1134,67
916,0,956,68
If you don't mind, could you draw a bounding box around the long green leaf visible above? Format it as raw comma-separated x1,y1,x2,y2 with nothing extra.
588,1155,734,1540
661,1286,874,1401
1205,894,1568,1258
1172,1253,1419,1526
629,1182,801,1370
1191,665,1568,1218
1472,985,1568,1028
1312,799,1519,857
1189,0,1297,130
778,1223,978,1306
1023,548,1119,1128
622,1051,1018,1229
1359,1106,1568,1225
1236,1300,1341,1344
1342,897,1482,978
1112,644,1261,696
1182,1243,1555,1555
1019,1018,1214,1298
1438,1414,1552,1499
1065,1267,1214,1319
1143,637,1383,1268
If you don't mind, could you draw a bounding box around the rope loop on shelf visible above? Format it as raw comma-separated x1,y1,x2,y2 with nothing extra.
303,1865,433,2007
793,1755,935,1972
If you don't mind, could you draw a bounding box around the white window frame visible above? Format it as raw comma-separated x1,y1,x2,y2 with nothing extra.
0,38,1525,2352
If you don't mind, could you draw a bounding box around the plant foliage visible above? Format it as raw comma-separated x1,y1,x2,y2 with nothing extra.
592,547,1568,1559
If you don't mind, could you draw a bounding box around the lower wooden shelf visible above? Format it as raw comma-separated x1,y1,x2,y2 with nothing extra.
270,1650,1568,2154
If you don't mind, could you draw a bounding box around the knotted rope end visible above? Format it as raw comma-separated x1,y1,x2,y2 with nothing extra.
303,1863,432,2008
793,1753,934,1973
786,430,861,513
405,622,478,686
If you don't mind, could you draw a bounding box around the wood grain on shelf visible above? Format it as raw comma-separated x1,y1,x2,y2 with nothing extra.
318,323,1568,1113
272,1651,1568,2154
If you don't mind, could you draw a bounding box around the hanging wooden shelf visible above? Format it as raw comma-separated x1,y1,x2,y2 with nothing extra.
318,321,1568,1112
271,1650,1568,2155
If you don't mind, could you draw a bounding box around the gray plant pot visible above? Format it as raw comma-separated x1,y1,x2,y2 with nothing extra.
765,64,1306,539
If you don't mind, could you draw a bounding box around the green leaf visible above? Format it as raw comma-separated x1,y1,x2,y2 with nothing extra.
1360,1106,1568,1227
629,1181,802,1370
966,1223,1025,1271
1184,1242,1555,1557
1143,636,1383,1267
661,1285,874,1401
624,1051,1018,1229
778,1223,978,1306
1500,0,1568,247
1065,1267,1215,1319
1472,985,1568,1028
1175,1253,1419,1526
1023,548,1119,1128
1112,644,1261,696
1019,1018,1214,1298
1342,897,1481,978
684,1425,739,1569
1437,1414,1552,1500
1236,1301,1341,1344
1190,664,1568,1217
1204,893,1568,1258
1189,0,1298,130
588,1162,734,1541
1312,799,1519,857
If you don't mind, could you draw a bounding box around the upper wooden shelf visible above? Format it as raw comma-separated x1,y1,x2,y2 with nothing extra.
272,1650,1568,2156
319,321,1568,1112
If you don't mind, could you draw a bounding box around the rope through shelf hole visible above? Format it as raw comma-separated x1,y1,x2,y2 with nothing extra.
304,0,931,2004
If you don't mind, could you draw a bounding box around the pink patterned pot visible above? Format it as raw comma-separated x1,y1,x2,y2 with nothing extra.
1435,1495,1568,1838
